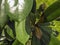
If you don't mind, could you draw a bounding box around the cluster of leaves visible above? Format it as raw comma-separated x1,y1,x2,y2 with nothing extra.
0,0,60,45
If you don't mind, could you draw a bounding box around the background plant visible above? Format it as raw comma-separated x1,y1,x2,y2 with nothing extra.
0,0,60,45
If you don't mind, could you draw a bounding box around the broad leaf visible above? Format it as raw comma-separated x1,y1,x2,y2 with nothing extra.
15,17,31,44
7,0,33,21
46,9,60,22
44,1,60,22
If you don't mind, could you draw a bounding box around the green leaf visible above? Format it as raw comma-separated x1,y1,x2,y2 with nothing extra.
40,22,60,45
46,9,60,22
15,21,29,44
7,0,33,21
31,22,52,45
49,34,60,45
31,35,41,45
44,1,60,22
35,22,53,45
4,25,15,40
14,0,18,6
36,0,57,9
15,18,31,44
45,1,60,16
0,0,2,5
12,40,21,45
0,0,8,28
0,41,4,45
50,20,60,32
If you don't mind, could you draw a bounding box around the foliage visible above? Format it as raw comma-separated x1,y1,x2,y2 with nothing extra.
0,0,60,45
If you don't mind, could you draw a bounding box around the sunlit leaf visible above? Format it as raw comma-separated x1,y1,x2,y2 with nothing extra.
36,0,57,9
15,14,32,44
7,0,33,21
49,35,60,45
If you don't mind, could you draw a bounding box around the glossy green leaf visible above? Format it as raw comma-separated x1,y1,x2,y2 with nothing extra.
7,0,33,21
